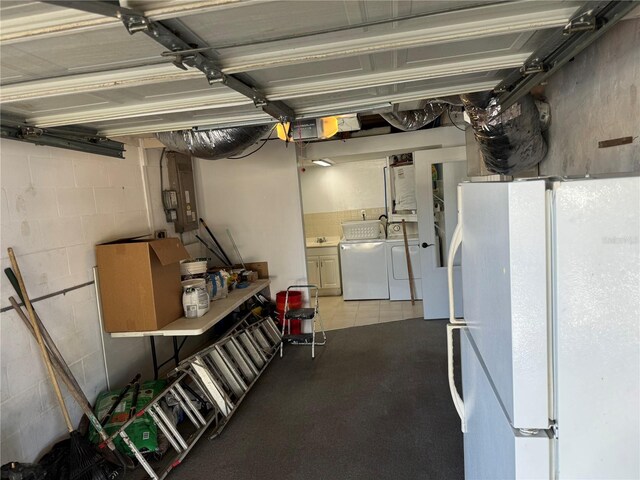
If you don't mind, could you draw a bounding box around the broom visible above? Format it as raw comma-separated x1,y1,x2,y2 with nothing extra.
7,248,114,480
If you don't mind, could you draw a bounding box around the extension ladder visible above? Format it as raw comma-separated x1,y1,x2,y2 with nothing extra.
104,316,282,480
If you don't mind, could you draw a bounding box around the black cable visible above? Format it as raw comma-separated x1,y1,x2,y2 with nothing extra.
447,106,467,132
228,125,276,159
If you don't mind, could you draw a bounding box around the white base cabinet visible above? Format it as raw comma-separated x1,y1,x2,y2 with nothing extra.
306,246,341,296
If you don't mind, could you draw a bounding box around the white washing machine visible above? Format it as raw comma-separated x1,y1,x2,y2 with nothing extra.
339,239,389,300
385,237,423,301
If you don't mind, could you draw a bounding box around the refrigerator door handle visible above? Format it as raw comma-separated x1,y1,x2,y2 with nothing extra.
447,323,467,433
448,185,464,324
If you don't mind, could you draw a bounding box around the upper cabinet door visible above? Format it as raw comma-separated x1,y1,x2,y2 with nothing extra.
415,146,466,319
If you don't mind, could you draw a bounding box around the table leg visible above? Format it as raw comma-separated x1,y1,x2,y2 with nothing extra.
150,337,159,380
173,337,180,367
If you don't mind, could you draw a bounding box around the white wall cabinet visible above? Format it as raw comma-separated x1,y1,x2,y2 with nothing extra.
306,246,341,296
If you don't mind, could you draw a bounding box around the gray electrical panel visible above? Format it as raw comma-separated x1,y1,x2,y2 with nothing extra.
167,151,198,233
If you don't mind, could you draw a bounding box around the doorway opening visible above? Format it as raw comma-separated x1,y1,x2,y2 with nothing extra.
298,154,423,330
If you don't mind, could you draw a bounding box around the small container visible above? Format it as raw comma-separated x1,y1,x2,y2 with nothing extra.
182,286,210,318
181,278,206,290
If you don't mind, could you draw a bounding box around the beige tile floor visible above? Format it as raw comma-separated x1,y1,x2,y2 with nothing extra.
316,296,424,331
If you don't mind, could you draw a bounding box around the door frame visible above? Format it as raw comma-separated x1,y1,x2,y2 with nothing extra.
415,146,466,319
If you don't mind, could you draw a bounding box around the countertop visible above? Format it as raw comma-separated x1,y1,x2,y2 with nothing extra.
306,236,341,248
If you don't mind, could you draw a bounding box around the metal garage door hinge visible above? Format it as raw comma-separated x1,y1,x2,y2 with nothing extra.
563,12,604,36
122,13,150,34
519,59,547,76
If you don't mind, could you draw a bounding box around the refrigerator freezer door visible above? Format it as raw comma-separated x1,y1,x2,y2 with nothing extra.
339,241,389,300
461,181,549,429
462,330,550,480
553,177,639,479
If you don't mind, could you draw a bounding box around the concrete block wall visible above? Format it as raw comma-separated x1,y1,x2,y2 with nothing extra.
540,17,640,176
0,138,150,463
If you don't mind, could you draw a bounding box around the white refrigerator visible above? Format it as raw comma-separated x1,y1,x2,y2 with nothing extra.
447,177,639,479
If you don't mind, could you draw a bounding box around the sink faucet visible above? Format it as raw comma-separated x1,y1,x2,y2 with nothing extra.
316,236,327,243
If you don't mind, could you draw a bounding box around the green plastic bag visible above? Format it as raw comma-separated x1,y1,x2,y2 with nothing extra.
90,380,166,456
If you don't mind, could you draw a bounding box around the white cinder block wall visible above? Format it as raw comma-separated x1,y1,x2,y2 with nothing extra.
0,136,277,463
0,138,151,463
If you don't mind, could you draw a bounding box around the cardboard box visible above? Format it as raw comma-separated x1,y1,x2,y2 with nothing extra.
232,262,269,279
96,237,190,332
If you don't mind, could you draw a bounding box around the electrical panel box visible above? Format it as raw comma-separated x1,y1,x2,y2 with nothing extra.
167,151,198,233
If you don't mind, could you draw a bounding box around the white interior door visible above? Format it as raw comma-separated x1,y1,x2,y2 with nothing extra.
415,146,466,319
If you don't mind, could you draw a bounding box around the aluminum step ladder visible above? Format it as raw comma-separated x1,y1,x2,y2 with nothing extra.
104,316,282,480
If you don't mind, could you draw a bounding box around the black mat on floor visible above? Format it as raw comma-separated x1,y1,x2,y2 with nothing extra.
177,319,463,480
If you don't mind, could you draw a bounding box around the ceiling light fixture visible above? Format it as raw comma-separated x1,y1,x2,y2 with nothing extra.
312,159,333,167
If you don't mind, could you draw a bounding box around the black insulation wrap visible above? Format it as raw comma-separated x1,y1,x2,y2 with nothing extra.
461,93,547,174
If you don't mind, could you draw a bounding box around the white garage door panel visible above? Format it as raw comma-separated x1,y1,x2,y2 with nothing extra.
0,0,589,134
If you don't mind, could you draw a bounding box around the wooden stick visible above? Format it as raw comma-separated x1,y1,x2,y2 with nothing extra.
8,247,73,432
401,220,416,305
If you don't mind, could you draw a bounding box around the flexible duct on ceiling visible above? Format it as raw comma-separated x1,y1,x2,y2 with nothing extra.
380,96,463,131
381,103,446,131
156,125,270,160
461,92,547,174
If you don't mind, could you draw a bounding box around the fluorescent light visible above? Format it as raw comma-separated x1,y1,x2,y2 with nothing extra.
312,159,333,167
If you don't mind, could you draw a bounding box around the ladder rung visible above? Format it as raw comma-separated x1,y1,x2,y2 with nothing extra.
238,331,266,367
147,403,187,453
251,327,273,352
169,386,202,430
174,383,207,427
258,321,281,345
224,337,258,381
200,354,234,395
190,359,233,416
210,349,247,397
263,317,283,341
215,346,249,390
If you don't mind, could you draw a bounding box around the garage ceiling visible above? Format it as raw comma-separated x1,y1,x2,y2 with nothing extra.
0,1,635,137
